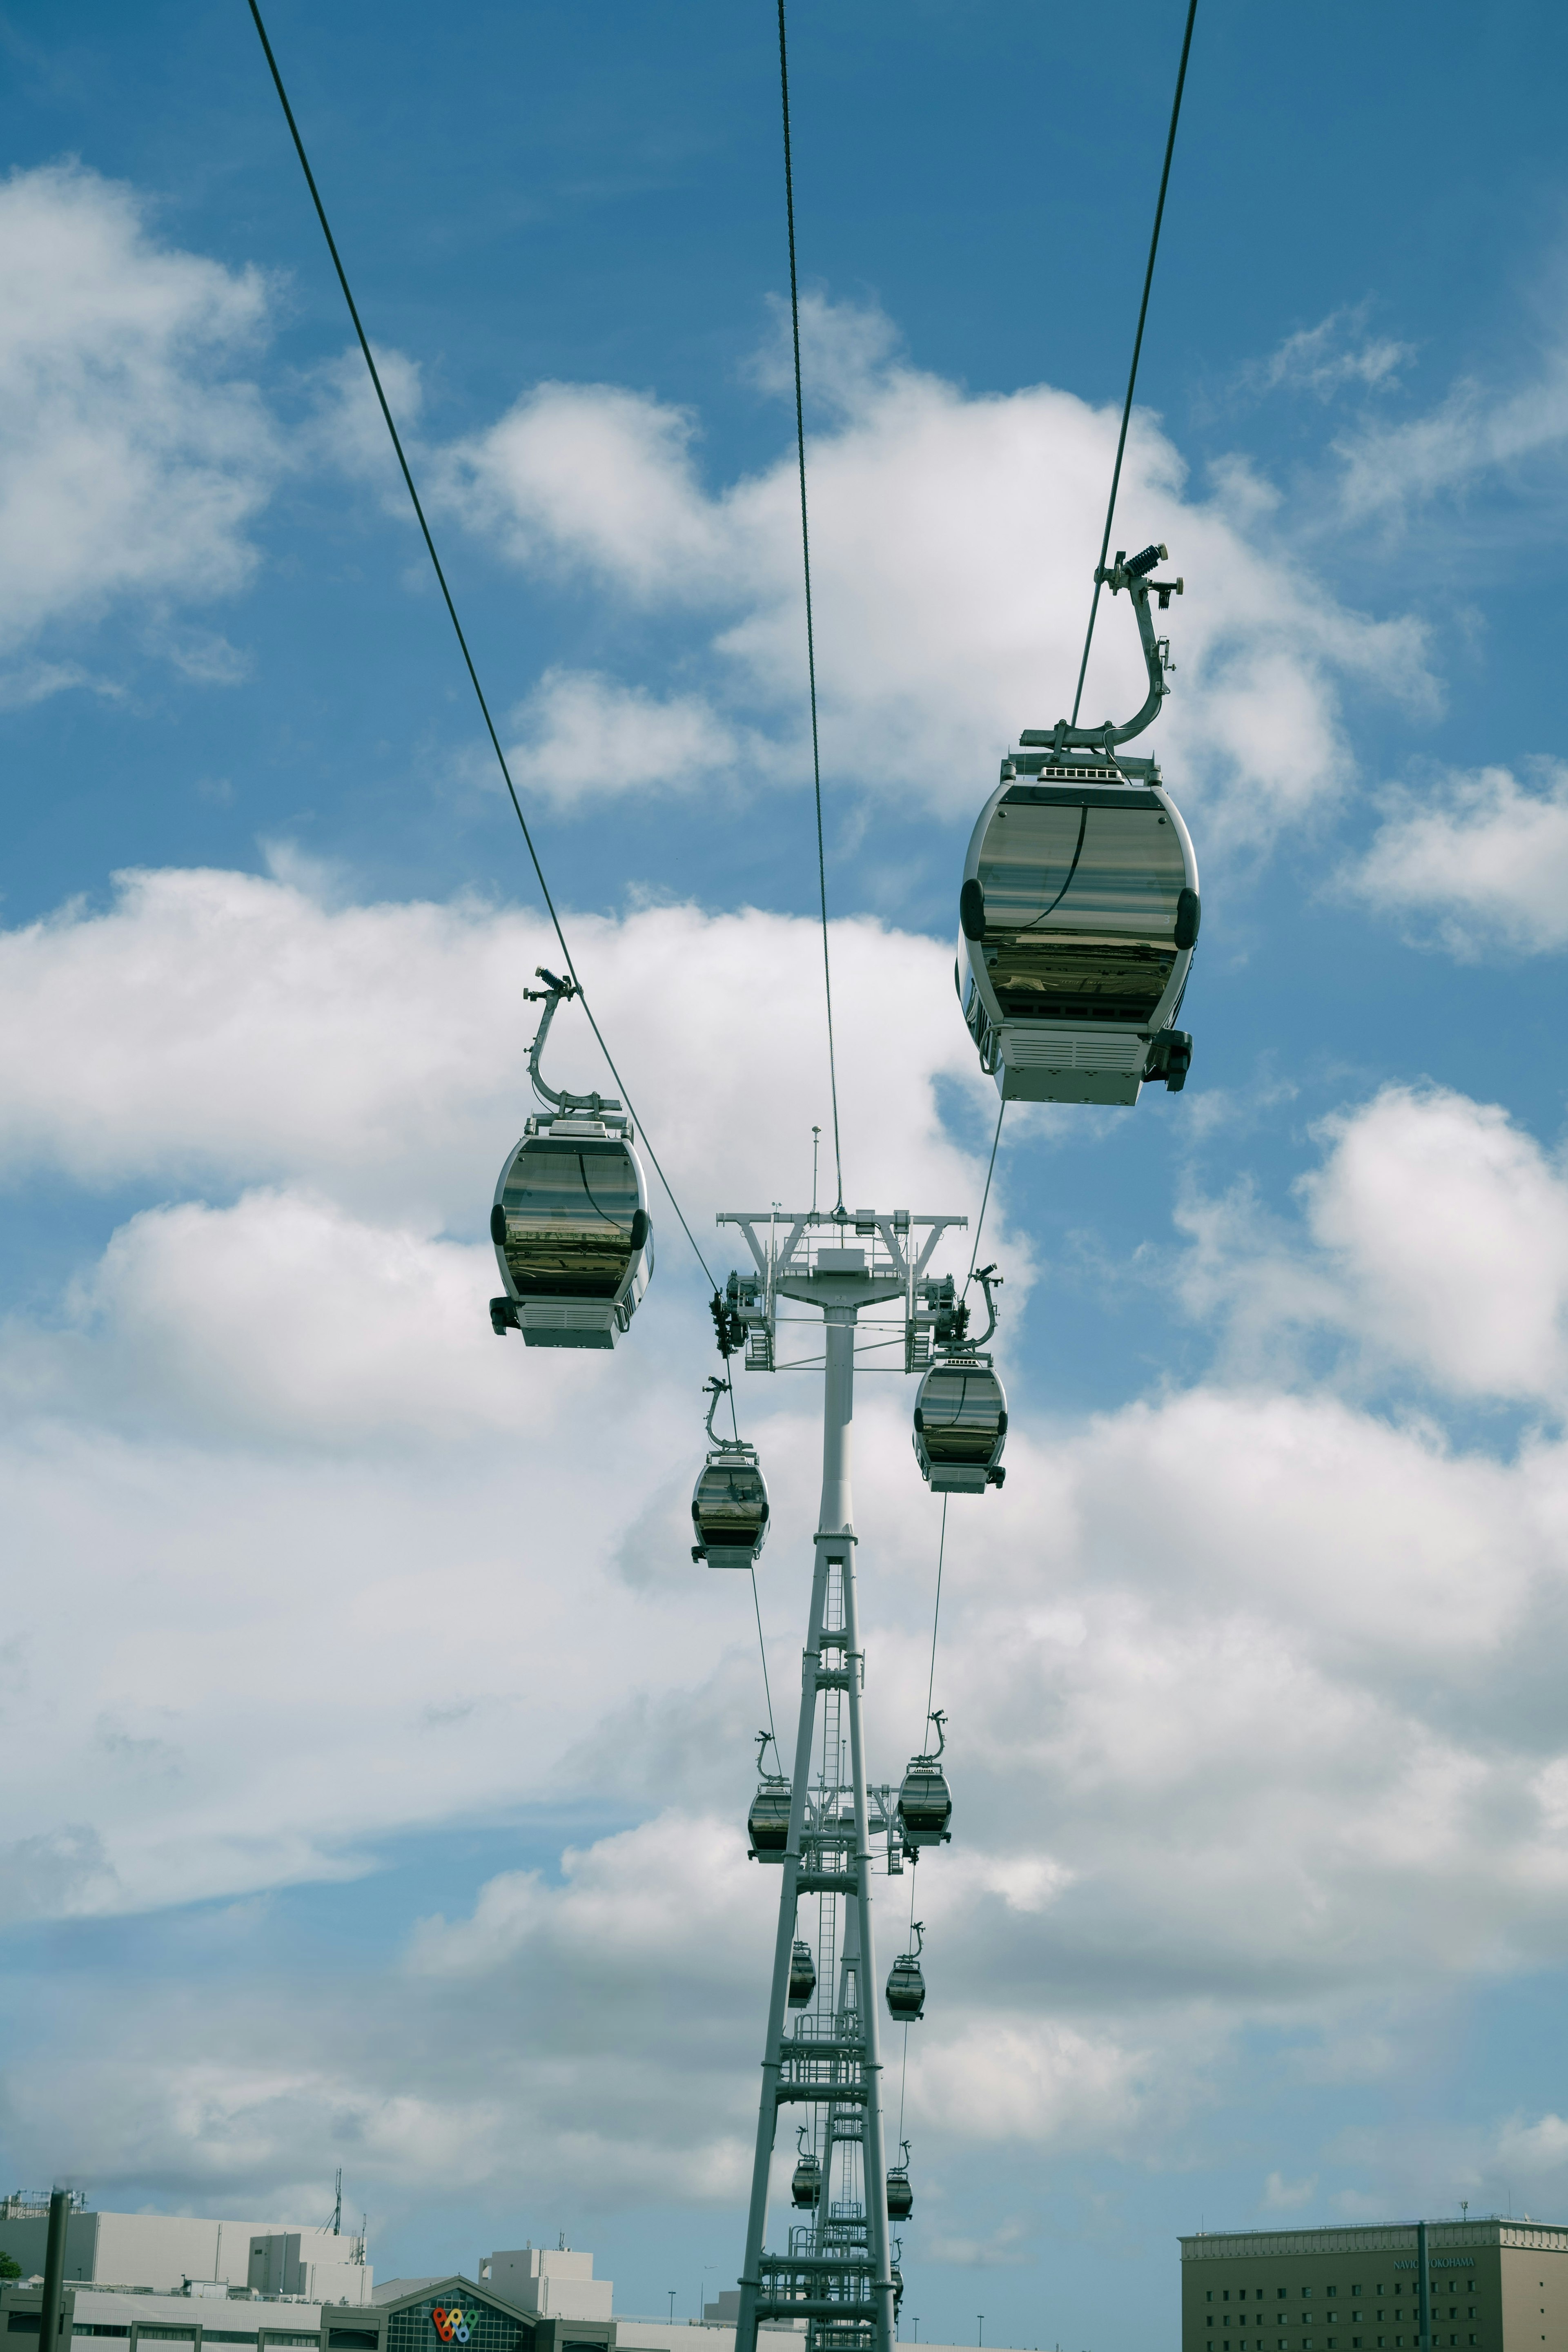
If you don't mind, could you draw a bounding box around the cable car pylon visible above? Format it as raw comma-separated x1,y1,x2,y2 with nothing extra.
720,1204,967,2352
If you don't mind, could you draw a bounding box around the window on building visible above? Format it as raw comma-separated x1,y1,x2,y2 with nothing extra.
327,2336,377,2350
1207,2293,1214,2303
6,2323,40,2338
1330,2289,1339,2300
1280,2292,1289,2302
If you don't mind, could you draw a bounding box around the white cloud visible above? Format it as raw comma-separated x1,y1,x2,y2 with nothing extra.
1247,304,1414,402
504,667,758,805
1300,1088,1568,1401
301,341,425,495
0,161,278,675
1178,1083,1568,1407
1344,762,1568,955
9,1188,512,1449
0,864,997,1231
8,865,1568,2207
438,295,1432,849
1333,344,1568,526
1262,2170,1319,2211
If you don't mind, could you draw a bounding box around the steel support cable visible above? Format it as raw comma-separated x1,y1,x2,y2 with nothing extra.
750,1566,778,1752
1067,0,1199,728
923,1494,949,1730
776,0,845,1216
246,0,716,1292
964,1099,1006,1289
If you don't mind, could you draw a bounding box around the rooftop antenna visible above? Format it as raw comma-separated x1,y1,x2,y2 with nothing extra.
330,2168,342,2235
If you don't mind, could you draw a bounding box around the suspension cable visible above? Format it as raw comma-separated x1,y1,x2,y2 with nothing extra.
246,0,716,1290
776,0,845,1217
964,1100,1006,1289
750,1566,778,1753
922,1494,949,1731
1067,0,1198,727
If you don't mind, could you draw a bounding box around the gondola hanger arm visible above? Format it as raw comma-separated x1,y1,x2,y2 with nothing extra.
523,967,622,1116
1019,541,1183,759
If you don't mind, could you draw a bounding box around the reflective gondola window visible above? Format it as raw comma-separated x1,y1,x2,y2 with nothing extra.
499,1141,640,1298
977,797,1188,1024
917,1364,1004,1466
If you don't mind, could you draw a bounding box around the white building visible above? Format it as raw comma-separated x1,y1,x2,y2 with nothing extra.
0,2201,371,2304
478,2250,612,2324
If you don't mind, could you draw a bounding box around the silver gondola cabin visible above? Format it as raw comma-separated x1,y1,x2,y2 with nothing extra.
691,1377,771,1569
791,2133,822,2210
885,1922,926,2022
489,970,653,1350
898,1712,953,1851
913,1354,1007,1493
787,1938,817,2007
958,544,1200,1106
913,1264,1006,1495
747,1732,791,1861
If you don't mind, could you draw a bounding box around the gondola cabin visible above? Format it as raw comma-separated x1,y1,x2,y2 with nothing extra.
885,1950,926,2022
691,1444,770,1569
958,760,1198,1106
898,1755,952,1848
913,1355,1007,1494
788,1939,817,2007
490,1109,652,1348
748,1776,791,1861
886,2167,913,2221
791,2150,822,2209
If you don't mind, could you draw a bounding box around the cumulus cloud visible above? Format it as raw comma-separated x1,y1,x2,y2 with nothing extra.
504,667,760,805
437,295,1431,847
0,161,278,677
0,863,998,1228
8,865,1568,2215
1179,1083,1568,1406
1343,762,1568,955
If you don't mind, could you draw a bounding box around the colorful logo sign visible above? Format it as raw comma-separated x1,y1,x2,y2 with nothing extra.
432,2310,472,2344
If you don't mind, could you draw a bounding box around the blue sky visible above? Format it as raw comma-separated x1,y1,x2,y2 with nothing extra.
5,2,1568,2347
